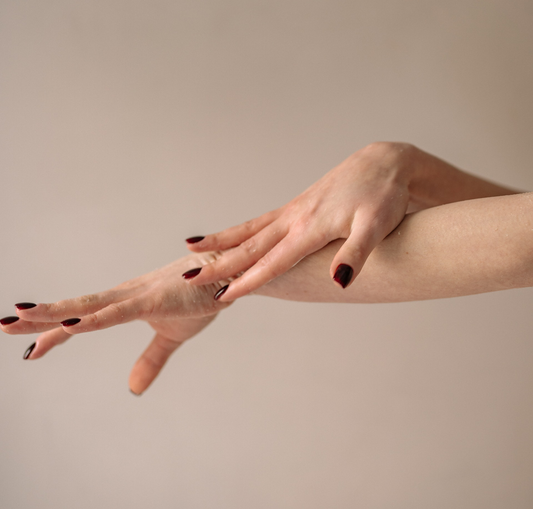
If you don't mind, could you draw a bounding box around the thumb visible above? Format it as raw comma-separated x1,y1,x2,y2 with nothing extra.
129,333,184,395
330,212,391,289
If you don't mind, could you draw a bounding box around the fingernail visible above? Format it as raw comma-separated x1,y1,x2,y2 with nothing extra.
1,316,20,325
186,236,205,244
214,284,229,301
333,264,354,289
61,318,81,327
130,389,141,396
15,302,37,310
23,342,36,360
182,267,202,279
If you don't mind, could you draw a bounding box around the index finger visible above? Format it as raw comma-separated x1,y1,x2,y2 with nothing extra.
186,210,280,252
15,288,130,323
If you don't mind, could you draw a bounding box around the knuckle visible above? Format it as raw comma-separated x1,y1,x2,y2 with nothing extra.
140,297,157,319
361,141,415,165
40,303,56,318
79,293,99,305
239,218,260,239
363,141,397,154
240,236,259,256
45,301,63,318
141,352,164,370
107,302,123,316
255,252,282,279
344,244,369,264
243,218,256,233
95,302,123,327
205,233,220,247
290,216,310,234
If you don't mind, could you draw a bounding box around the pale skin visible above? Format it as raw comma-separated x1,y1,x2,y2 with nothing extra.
185,142,517,300
0,144,528,395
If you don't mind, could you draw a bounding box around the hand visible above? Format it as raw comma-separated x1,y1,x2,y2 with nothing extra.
0,253,232,394
185,142,422,301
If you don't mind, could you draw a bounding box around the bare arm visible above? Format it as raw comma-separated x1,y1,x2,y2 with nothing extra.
4,192,531,394
187,143,519,300
258,192,533,303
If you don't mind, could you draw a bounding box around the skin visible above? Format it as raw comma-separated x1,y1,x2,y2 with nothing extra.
186,142,517,301
2,192,532,395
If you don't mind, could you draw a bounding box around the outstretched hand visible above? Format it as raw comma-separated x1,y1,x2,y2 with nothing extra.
185,142,422,301
0,253,232,394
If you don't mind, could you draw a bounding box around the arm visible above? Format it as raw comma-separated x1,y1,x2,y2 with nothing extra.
3,193,531,394
258,192,533,303
186,142,519,300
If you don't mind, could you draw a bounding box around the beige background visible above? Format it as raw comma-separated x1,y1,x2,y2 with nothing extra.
1,1,533,508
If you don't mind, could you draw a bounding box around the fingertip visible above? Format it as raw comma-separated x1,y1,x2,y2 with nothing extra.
185,236,211,253
185,263,219,286
332,264,355,289
128,364,152,396
185,236,205,244
61,318,81,327
214,284,229,301
182,267,202,280
215,281,248,302
1,316,19,326
23,342,36,360
15,302,37,310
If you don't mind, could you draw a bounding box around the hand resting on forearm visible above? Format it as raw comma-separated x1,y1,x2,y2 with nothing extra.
2,192,532,393
186,142,519,301
259,192,533,303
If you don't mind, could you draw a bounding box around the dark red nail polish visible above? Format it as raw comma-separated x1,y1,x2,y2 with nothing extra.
182,267,202,279
23,342,36,360
15,302,37,310
333,264,354,289
1,316,20,325
61,318,81,327
214,284,229,301
186,236,205,244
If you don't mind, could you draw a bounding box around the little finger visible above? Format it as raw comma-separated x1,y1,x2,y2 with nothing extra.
25,327,73,360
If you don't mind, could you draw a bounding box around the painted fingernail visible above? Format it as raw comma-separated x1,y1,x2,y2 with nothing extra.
182,267,202,279
333,264,354,289
1,316,20,325
23,342,36,360
214,284,229,301
61,318,81,327
186,236,205,244
15,302,37,310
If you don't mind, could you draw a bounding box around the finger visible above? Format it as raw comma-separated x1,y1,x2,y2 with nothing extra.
0,317,59,335
217,229,327,301
185,209,281,252
330,208,397,288
26,327,73,360
15,289,129,323
186,221,288,285
129,332,184,395
58,297,150,334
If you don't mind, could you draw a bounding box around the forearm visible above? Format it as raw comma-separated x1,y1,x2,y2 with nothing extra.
406,144,521,209
258,193,533,303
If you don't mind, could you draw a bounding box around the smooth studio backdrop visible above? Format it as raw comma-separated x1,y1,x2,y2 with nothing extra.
1,1,533,508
